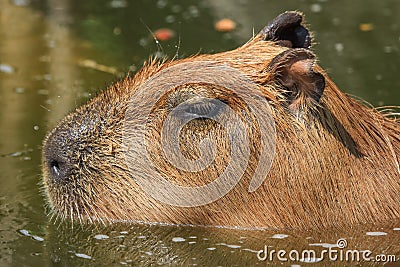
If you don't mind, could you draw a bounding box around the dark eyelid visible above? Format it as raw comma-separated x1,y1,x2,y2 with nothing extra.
172,96,226,120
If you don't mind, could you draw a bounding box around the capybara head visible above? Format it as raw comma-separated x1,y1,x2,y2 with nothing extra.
42,11,400,229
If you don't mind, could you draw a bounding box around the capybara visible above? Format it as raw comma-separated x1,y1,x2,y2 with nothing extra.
42,11,400,229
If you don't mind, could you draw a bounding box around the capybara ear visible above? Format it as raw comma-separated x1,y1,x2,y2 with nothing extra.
268,48,325,111
260,11,311,49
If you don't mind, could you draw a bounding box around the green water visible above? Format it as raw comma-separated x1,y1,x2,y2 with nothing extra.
0,0,399,266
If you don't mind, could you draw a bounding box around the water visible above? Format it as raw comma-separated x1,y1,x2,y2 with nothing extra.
1,0,399,266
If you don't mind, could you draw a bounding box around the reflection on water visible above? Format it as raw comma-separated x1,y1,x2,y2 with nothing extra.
32,221,400,266
0,0,399,266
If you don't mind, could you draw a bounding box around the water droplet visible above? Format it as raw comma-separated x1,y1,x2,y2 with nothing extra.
271,234,288,239
94,234,109,240
32,235,44,242
0,63,15,74
172,237,185,242
366,231,387,236
75,253,92,259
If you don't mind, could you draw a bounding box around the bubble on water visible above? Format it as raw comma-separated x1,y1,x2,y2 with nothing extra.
157,0,168,9
332,17,341,26
33,125,39,131
334,43,344,53
47,40,56,48
189,236,197,239
14,87,25,94
310,3,322,13
172,237,185,242
207,247,216,251
188,5,199,17
165,15,175,23
75,253,92,259
384,46,393,53
139,38,148,47
120,231,128,234
11,0,30,6
188,241,196,244
0,64,15,74
43,74,52,81
113,27,122,35
38,89,49,95
109,0,127,8
39,55,51,62
94,234,109,240
271,234,288,239
171,5,182,13
366,231,387,236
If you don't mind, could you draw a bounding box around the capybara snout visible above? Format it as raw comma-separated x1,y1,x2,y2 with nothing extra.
42,11,400,229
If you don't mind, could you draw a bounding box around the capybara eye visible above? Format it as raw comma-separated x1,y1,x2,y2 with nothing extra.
173,96,226,120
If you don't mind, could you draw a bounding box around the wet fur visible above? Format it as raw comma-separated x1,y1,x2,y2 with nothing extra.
42,23,400,229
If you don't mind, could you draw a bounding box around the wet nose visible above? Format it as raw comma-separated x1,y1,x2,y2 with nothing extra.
42,128,73,183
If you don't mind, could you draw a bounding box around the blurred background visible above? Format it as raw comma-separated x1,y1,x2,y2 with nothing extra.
0,0,399,266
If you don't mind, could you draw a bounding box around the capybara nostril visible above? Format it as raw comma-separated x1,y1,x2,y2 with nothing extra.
43,130,73,184
47,156,69,183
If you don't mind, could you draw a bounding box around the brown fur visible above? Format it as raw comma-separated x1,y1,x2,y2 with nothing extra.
42,13,400,229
